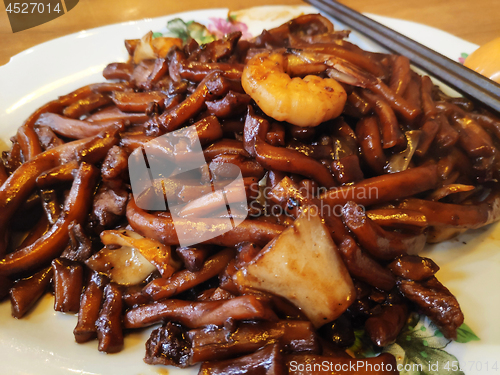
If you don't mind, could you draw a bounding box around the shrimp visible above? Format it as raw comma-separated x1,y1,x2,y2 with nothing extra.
241,51,347,127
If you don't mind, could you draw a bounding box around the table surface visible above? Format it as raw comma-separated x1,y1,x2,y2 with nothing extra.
0,0,499,66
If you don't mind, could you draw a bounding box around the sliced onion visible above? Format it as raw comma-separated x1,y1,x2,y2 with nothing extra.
101,229,181,278
86,229,182,285
133,31,156,64
101,229,143,246
86,246,156,285
386,130,421,173
151,37,183,58
327,68,363,87
132,32,183,63
428,184,475,201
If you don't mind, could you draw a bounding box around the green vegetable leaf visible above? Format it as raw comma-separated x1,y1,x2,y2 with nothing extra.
152,32,163,38
455,323,480,343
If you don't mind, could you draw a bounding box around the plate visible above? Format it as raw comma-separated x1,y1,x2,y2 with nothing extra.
0,5,498,375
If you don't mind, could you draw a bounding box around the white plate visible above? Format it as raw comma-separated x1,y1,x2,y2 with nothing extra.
0,5,498,375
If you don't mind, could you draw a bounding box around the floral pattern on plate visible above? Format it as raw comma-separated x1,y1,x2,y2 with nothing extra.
208,16,252,40
350,313,480,374
459,52,469,64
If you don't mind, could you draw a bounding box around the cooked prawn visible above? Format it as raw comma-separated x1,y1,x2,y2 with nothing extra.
241,51,347,127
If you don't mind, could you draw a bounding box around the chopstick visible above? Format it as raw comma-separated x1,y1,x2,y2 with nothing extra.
305,0,500,114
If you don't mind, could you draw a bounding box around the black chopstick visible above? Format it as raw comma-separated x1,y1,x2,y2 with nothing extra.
306,0,500,114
